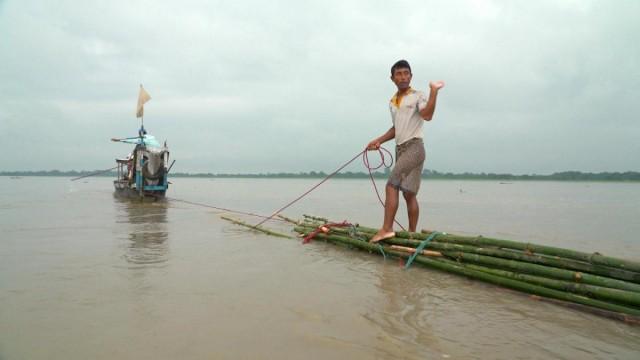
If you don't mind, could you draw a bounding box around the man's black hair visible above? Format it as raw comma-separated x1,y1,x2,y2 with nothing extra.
391,60,411,76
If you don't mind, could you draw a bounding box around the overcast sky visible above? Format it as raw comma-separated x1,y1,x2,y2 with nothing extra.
1,0,638,174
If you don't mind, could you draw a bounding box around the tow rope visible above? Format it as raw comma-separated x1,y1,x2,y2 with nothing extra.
254,147,405,231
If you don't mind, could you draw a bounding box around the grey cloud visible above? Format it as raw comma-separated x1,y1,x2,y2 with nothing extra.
1,0,638,173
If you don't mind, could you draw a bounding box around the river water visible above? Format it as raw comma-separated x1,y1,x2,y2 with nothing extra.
1,176,639,359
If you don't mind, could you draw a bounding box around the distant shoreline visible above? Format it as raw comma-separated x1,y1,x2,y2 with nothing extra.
2,170,639,182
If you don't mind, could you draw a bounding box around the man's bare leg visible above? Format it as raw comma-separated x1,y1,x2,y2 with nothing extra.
403,191,419,232
370,184,399,242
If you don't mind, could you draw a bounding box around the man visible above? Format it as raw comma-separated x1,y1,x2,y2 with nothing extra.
367,60,444,242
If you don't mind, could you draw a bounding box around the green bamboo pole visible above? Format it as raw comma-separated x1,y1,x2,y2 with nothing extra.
529,295,640,325
434,243,640,283
294,228,640,318
294,226,387,253
439,250,640,293
277,214,301,225
301,219,325,228
463,263,640,307
303,214,329,222
222,216,292,239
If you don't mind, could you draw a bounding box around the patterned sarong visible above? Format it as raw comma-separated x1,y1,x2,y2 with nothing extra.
387,137,425,194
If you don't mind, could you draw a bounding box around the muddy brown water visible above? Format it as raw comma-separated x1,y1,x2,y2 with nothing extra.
1,177,639,359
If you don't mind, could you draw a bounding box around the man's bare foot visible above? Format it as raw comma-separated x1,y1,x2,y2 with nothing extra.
369,230,396,243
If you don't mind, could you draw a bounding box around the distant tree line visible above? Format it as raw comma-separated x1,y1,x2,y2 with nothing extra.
3,169,639,182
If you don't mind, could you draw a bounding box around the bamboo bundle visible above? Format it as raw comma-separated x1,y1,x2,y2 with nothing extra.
342,224,640,283
290,218,640,323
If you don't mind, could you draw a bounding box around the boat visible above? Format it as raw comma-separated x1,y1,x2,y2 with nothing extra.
112,85,172,199
113,127,171,199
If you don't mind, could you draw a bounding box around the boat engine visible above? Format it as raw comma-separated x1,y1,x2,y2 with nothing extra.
142,149,167,185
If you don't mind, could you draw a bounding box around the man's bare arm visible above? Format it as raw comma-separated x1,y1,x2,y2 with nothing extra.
367,127,395,150
419,81,445,121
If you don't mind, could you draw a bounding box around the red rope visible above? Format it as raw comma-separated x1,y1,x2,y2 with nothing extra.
254,147,406,232
253,150,367,228
167,197,289,222
362,148,407,232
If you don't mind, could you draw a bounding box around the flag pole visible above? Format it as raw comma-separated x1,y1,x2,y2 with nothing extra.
137,84,151,136
140,84,144,131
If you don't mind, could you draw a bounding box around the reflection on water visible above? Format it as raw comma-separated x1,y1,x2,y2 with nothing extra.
367,262,443,359
114,197,169,266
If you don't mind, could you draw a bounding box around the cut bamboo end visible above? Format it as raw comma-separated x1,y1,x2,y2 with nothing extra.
390,245,442,257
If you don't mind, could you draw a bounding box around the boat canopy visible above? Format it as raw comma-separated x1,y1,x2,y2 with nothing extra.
119,134,162,148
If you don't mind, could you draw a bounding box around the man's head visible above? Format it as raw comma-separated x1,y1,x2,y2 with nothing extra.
390,59,412,91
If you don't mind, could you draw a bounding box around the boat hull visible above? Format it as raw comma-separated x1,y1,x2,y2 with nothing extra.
114,180,166,200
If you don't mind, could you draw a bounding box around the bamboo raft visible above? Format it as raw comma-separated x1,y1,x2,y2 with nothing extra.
222,214,640,324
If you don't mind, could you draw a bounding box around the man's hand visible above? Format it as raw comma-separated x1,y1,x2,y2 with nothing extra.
366,140,381,150
429,80,445,91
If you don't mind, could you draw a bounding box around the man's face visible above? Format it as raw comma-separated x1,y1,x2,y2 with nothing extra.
391,67,412,91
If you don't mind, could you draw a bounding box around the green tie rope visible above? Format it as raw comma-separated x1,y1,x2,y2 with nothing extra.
405,231,442,269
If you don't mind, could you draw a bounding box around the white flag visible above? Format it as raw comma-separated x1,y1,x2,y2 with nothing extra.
136,85,151,118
